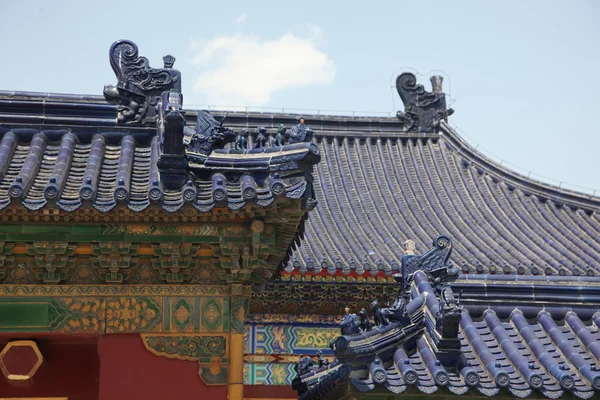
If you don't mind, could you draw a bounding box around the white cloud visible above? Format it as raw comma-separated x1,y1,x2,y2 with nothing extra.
294,24,323,43
189,26,336,106
235,13,247,24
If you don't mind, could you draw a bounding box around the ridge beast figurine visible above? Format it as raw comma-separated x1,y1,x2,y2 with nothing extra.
186,111,237,155
253,126,268,149
289,118,314,144
235,129,249,150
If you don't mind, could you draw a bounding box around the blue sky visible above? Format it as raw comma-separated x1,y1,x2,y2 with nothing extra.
1,1,598,193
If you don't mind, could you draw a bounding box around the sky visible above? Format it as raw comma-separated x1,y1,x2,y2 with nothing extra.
1,1,598,193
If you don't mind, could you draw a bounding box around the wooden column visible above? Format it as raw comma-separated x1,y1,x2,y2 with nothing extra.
229,284,249,400
228,332,244,400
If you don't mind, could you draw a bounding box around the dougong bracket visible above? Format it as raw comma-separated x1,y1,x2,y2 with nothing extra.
26,242,76,284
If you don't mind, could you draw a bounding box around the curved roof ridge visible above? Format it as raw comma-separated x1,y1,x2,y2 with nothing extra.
440,121,599,212
2,90,597,212
0,89,106,103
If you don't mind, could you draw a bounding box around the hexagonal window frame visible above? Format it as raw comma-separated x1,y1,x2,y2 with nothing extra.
0,340,44,381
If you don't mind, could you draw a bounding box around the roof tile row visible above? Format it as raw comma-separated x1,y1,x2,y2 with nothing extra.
290,128,599,276
296,271,600,399
0,130,315,214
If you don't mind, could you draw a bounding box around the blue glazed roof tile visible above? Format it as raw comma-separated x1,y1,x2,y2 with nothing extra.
0,129,318,215
279,126,600,277
1,89,598,276
294,270,600,399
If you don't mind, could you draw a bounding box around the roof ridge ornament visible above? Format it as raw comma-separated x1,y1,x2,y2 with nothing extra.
396,72,454,133
187,111,237,155
162,54,176,69
293,235,464,398
103,40,181,124
401,235,457,291
157,90,188,190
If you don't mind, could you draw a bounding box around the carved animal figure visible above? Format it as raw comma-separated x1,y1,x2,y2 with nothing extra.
289,119,313,143
440,286,460,312
236,129,249,150
340,306,361,335
186,110,236,155
402,235,454,291
294,354,315,376
371,300,389,327
316,350,329,368
382,295,407,322
274,124,286,146
395,73,453,133
358,308,373,332
254,126,268,149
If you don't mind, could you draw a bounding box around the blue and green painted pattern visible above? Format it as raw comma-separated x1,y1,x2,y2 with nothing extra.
244,323,339,385
244,363,297,385
0,295,231,333
245,323,338,355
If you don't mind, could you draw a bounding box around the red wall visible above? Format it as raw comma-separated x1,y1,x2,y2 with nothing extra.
244,384,297,398
0,336,99,400
0,334,227,400
98,334,227,400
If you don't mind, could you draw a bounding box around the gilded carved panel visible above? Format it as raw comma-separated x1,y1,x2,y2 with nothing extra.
105,296,162,333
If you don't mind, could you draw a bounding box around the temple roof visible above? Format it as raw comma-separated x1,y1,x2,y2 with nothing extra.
0,129,317,214
0,36,322,288
1,52,598,280
294,270,600,400
0,90,598,278
284,120,600,277
188,107,599,278
0,82,320,215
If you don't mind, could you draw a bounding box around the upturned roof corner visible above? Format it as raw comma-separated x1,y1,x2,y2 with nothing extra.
101,39,321,205
0,39,324,285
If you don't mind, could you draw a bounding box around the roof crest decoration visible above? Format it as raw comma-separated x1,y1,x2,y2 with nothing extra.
104,39,182,125
293,235,464,398
396,72,454,133
103,39,320,206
